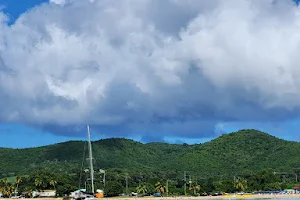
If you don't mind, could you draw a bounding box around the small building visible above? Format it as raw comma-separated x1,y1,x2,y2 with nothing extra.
32,190,56,198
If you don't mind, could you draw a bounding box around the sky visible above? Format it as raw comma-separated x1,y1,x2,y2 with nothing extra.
1,0,300,148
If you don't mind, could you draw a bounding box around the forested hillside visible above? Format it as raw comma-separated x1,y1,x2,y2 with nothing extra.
0,129,299,178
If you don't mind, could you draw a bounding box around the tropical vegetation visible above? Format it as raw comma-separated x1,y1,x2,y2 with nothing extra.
0,129,300,196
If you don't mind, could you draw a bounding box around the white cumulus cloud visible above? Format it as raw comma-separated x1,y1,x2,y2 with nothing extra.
0,0,300,138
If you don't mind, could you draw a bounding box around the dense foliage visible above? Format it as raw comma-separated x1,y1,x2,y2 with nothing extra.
104,181,123,197
0,129,300,196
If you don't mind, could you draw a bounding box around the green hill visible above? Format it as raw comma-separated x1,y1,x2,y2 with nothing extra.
169,129,300,175
0,129,299,178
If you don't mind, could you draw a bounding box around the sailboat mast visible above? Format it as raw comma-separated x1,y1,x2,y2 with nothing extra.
87,125,94,193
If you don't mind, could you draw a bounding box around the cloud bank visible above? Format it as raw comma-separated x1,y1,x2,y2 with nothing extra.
0,0,300,139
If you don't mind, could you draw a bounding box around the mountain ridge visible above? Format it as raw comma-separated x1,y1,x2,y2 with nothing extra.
2,129,295,150
0,129,299,178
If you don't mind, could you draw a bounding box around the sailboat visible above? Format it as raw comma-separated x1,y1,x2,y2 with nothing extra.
71,125,103,200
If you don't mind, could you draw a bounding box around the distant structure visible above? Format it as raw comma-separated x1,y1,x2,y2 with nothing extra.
32,190,56,198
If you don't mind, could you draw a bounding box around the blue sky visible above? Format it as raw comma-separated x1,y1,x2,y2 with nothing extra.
1,0,300,148
1,0,47,21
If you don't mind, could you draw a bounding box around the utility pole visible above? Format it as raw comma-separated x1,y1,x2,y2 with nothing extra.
189,175,192,190
99,169,106,189
233,176,236,189
184,171,186,196
103,171,106,188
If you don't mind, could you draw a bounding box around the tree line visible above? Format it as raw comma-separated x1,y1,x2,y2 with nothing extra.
1,168,299,197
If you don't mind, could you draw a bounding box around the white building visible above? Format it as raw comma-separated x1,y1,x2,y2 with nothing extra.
32,190,56,198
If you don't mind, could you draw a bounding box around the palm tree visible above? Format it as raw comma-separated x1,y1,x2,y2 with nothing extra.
0,178,12,197
1,181,14,198
49,180,57,190
0,179,5,189
2,178,9,187
235,177,247,192
0,181,5,197
155,181,165,194
35,178,42,191
15,176,22,196
189,184,201,195
7,185,15,197
136,183,147,195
